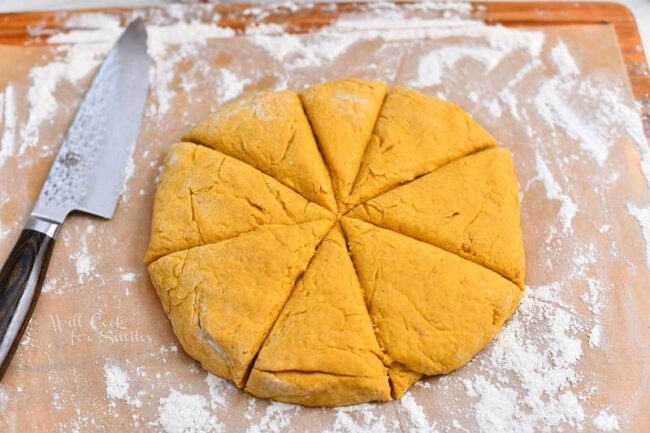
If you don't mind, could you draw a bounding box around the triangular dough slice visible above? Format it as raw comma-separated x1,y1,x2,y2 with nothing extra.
348,87,497,208
341,217,522,377
348,148,525,288
182,91,337,212
148,220,332,387
144,143,334,263
246,225,391,406
300,79,387,205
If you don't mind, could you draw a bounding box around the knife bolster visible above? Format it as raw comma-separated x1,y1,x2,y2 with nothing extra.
25,216,60,239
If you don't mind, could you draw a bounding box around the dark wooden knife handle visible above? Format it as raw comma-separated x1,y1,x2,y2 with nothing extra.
0,229,55,379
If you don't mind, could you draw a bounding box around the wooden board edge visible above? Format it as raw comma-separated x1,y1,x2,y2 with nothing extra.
0,1,648,138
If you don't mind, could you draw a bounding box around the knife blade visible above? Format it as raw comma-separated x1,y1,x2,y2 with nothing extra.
0,18,150,379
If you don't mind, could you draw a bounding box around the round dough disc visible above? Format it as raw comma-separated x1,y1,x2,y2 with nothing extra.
145,79,525,407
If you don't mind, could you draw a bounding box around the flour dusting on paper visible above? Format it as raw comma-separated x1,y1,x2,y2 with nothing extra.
0,83,16,166
327,404,396,433
626,203,650,271
0,2,648,432
245,400,301,433
399,393,436,432
463,292,587,432
146,22,236,118
22,45,106,156
104,362,129,401
593,410,621,432
157,390,223,433
532,151,577,233
550,41,580,76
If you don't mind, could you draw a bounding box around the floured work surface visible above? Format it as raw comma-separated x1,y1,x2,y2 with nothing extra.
0,3,649,432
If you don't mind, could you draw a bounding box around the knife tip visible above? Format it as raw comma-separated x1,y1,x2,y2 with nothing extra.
123,17,147,42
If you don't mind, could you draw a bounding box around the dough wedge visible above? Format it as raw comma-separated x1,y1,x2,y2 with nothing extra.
246,225,391,406
300,79,387,206
348,147,525,288
144,142,333,263
183,91,337,212
148,220,332,387
341,217,522,378
349,86,497,207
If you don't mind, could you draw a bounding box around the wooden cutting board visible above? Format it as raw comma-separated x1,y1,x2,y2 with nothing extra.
0,2,649,433
1,1,648,139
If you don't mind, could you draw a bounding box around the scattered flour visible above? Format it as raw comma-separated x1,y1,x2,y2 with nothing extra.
0,225,10,243
0,385,7,412
328,15,544,54
473,380,518,433
51,13,123,44
104,363,129,401
327,403,395,433
413,45,508,88
41,277,58,294
57,224,97,286
146,22,236,117
149,373,234,433
63,12,123,31
242,14,545,84
409,24,544,88
593,410,620,431
533,151,577,233
534,70,648,172
245,401,300,433
74,253,92,282
21,45,106,154
157,390,223,433
487,99,502,118
103,362,144,411
205,374,230,408
534,78,610,166
399,392,437,433
246,25,359,70
464,291,587,433
589,324,603,348
550,41,579,76
0,83,16,166
121,149,136,196
120,272,136,282
217,69,251,102
498,88,521,121
626,203,650,272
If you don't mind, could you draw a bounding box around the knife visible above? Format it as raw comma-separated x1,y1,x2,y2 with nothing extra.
0,19,150,379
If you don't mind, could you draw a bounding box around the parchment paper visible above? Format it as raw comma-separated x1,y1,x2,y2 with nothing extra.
0,7,648,433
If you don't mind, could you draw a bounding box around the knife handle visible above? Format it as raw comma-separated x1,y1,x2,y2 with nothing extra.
0,218,58,380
